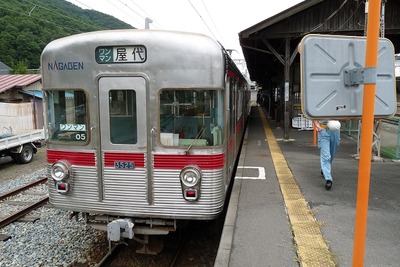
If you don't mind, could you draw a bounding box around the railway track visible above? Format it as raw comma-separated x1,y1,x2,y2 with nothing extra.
93,228,188,267
0,177,48,230
88,218,223,267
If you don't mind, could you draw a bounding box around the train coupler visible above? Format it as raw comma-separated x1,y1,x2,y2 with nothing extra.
107,218,134,241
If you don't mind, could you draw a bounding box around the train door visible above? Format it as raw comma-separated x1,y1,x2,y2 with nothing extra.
226,77,235,183
98,77,149,202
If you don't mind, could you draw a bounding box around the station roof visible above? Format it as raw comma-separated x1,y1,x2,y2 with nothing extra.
239,0,400,87
0,74,42,93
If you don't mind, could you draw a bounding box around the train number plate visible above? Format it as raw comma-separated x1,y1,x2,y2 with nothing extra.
114,161,135,169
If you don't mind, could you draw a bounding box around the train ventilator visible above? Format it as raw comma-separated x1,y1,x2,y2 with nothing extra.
41,29,250,254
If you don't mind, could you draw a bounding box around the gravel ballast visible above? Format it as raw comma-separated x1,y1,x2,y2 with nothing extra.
0,148,107,266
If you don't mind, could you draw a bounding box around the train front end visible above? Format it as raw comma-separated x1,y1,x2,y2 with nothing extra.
41,30,246,250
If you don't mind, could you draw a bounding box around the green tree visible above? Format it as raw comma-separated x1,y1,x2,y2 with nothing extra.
0,0,134,70
10,60,29,74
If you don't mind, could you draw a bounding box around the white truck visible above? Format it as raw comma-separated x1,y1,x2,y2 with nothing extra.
0,128,45,164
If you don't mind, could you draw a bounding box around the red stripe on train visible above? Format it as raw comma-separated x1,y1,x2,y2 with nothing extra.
154,154,225,169
47,150,96,166
103,152,145,168
47,150,224,170
227,69,239,82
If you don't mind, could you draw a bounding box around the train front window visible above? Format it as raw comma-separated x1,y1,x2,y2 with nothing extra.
159,89,223,147
45,90,88,143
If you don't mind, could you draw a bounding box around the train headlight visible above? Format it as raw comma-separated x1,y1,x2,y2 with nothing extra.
50,160,71,182
180,166,201,201
180,166,201,187
50,160,72,194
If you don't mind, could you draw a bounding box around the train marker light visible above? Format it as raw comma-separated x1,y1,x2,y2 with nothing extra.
56,182,69,194
184,189,198,201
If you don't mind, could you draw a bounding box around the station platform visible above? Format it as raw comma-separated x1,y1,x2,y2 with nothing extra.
215,106,400,267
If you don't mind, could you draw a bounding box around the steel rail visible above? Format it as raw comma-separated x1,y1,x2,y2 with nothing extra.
0,176,47,200
0,196,49,228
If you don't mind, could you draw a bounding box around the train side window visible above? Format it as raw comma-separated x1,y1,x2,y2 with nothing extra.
45,90,88,143
159,89,224,147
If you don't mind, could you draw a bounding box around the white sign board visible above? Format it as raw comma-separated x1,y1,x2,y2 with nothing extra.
300,34,396,119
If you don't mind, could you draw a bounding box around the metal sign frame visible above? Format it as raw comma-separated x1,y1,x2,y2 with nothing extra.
300,34,396,119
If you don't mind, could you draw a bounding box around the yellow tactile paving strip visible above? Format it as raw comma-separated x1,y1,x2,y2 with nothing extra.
258,107,336,267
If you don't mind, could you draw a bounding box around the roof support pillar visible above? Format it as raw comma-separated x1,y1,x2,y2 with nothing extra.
284,38,290,140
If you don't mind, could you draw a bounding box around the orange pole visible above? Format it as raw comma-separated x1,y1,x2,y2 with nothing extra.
352,0,381,266
313,122,317,146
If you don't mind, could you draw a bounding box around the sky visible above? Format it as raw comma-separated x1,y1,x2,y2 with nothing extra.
65,0,304,70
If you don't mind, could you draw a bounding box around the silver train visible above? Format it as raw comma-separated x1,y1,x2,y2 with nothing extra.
41,30,250,253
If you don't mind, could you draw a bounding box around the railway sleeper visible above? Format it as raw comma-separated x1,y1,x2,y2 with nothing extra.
0,234,11,242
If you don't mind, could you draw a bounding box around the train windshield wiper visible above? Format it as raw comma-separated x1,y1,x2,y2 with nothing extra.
185,126,206,155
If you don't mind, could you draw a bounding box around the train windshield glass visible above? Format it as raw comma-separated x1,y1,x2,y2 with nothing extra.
159,89,223,147
45,90,88,143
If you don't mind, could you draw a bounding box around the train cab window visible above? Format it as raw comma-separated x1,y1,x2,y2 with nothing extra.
45,90,88,143
108,90,137,144
159,89,223,147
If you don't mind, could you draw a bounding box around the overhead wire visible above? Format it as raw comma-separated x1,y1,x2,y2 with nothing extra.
117,0,144,21
5,0,227,49
200,0,224,44
128,0,163,29
128,0,150,19
116,0,145,27
71,0,92,9
329,0,363,34
0,2,84,33
187,0,218,41
300,0,349,36
104,0,142,27
20,0,104,31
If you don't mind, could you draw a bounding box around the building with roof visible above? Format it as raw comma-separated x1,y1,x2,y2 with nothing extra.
240,0,400,128
0,74,43,130
0,74,42,101
0,61,11,74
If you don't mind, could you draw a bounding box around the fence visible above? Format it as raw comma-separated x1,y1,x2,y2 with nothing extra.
380,118,400,160
0,102,35,135
341,118,400,160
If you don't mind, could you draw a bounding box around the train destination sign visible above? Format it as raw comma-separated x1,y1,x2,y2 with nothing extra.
95,45,147,63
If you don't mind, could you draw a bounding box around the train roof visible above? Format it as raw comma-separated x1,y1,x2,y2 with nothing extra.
42,30,224,87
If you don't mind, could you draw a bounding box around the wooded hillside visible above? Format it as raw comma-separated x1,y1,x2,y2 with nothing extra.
0,0,134,71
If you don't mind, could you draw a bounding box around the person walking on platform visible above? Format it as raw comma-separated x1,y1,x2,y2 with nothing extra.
314,120,341,190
